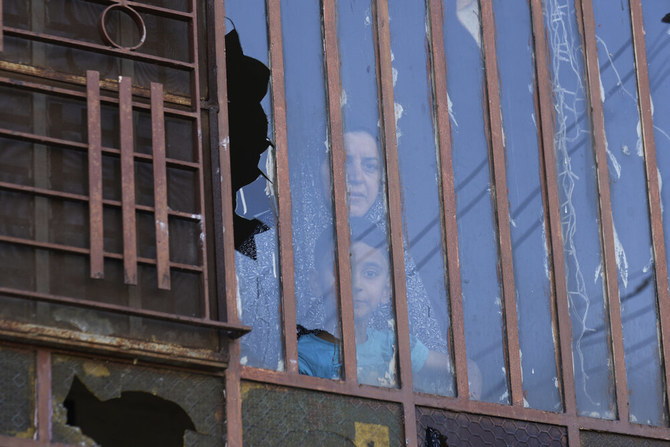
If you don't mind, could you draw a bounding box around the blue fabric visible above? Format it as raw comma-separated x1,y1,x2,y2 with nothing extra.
298,328,430,386
298,333,341,379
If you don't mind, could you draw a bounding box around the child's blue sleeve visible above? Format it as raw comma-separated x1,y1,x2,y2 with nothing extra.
298,334,341,379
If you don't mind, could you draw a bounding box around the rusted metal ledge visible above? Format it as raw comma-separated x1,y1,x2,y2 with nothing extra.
529,0,578,421
322,0,358,384
480,0,523,407
120,76,138,285
267,0,299,376
629,0,670,415
4,27,195,70
0,287,250,337
86,70,104,280
0,326,230,372
427,0,469,401
577,0,629,423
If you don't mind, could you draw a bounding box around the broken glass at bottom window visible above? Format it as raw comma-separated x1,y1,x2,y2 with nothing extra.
51,354,224,447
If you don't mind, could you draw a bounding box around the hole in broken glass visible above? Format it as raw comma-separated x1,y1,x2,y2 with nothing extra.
64,375,195,447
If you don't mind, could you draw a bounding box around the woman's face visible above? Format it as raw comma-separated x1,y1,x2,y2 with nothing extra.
344,132,381,217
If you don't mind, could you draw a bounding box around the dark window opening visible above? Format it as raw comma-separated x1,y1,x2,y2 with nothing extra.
64,375,195,447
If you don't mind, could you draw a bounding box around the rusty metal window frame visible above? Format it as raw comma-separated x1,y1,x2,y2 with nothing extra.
0,0,248,338
220,0,670,446
1,0,669,446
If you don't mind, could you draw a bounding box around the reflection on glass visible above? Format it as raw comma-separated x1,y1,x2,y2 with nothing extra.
281,0,342,379
493,0,561,411
543,0,615,418
337,0,399,387
443,0,507,404
388,0,453,396
638,1,670,427
226,1,284,371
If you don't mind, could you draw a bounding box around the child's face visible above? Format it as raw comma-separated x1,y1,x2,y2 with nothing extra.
350,240,390,322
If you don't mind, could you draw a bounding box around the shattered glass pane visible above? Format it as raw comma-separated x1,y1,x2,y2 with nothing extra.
338,0,399,387
593,0,667,427
52,354,224,447
542,0,615,418
442,0,508,404
0,347,35,438
281,0,343,378
493,0,561,412
388,0,453,396
225,0,284,372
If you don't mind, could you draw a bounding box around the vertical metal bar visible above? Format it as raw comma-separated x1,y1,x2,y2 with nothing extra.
479,0,523,407
189,0,211,319
36,350,51,443
374,0,417,442
322,0,357,385
529,0,578,419
629,0,670,413
86,70,104,280
151,82,171,290
267,0,299,375
577,0,629,422
119,76,138,285
0,0,4,52
427,0,470,400
211,2,237,325
212,0,243,444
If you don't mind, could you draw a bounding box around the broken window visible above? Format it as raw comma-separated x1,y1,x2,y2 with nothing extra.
52,354,224,447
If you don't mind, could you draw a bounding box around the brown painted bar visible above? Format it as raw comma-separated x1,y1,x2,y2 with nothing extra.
480,0,523,407
0,180,199,223
529,0,578,420
212,0,243,444
188,0,210,320
37,349,51,443
86,70,104,279
119,76,138,285
629,0,670,414
322,0,357,385
0,230,201,273
1,0,4,53
0,126,199,171
3,27,194,70
151,82,171,290
374,0,418,442
427,0,469,401
267,0,299,376
241,364,670,442
0,76,198,119
577,0,629,422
